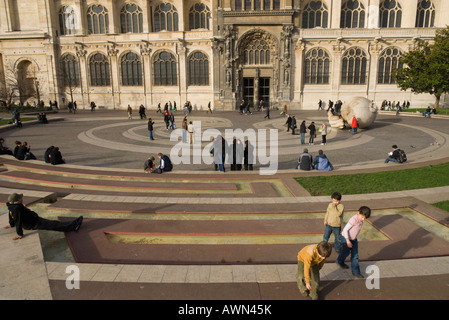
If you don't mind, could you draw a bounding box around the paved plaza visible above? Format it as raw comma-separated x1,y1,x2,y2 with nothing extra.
0,107,449,303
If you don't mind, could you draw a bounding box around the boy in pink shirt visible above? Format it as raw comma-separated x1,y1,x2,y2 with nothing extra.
336,206,371,278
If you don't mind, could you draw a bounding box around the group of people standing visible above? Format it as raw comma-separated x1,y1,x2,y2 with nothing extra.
380,100,410,111
318,99,343,115
285,116,328,146
209,136,254,173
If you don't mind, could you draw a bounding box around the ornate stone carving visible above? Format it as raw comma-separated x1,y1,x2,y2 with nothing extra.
107,43,118,57
139,43,152,56
75,45,86,58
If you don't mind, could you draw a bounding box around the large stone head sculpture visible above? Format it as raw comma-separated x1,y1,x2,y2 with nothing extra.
328,97,378,129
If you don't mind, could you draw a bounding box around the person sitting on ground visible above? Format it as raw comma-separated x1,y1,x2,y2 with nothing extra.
423,106,432,117
44,146,55,163
314,150,333,171
151,153,173,174
296,148,314,170
0,138,13,155
384,144,400,164
22,142,37,160
144,156,156,173
14,141,30,160
50,147,65,165
38,113,48,124
13,141,21,159
4,193,83,240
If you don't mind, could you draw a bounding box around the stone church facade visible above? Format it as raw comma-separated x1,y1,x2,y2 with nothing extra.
0,0,447,110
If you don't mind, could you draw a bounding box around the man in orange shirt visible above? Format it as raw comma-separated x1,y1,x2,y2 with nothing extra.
296,241,333,300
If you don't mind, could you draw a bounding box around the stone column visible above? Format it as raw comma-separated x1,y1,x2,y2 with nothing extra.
293,38,305,109
104,0,118,34
280,25,294,103
401,0,418,28
0,0,15,32
75,45,89,109
330,0,342,29
366,0,380,29
368,39,382,101
140,42,152,108
331,39,345,100
107,43,119,109
177,40,187,105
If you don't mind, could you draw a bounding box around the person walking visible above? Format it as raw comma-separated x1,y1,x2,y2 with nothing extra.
127,105,133,120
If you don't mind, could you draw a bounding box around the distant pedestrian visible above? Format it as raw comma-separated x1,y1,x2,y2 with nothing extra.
147,118,155,141
320,122,327,145
351,116,358,134
299,121,306,145
127,105,133,120
308,121,316,145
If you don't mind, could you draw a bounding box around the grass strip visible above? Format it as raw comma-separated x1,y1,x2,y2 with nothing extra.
295,162,449,196
432,200,449,213
0,117,36,126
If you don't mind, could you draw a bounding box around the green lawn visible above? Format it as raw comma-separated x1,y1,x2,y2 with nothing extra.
0,117,36,126
295,162,449,196
432,200,449,213
400,108,449,115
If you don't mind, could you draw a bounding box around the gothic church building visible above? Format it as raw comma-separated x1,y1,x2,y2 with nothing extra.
0,1,448,110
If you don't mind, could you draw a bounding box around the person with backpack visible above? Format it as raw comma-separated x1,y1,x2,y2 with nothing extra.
385,145,406,164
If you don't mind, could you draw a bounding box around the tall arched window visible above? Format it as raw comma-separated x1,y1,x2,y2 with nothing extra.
189,3,211,30
302,1,329,29
59,6,77,35
235,0,243,11
154,3,179,32
61,54,80,87
87,5,109,34
120,4,143,33
340,0,365,28
121,52,142,86
273,0,280,10
189,52,209,86
153,51,177,86
89,53,110,86
378,47,403,84
379,0,402,28
243,39,271,65
416,0,435,28
341,47,367,85
304,48,331,84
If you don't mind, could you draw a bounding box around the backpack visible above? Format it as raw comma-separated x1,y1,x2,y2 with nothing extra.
397,149,407,163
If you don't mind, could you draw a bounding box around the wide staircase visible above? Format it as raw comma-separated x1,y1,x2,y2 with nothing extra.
2,155,449,300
